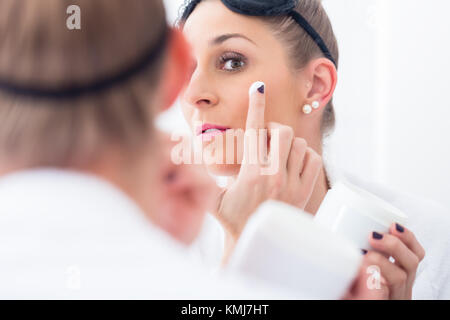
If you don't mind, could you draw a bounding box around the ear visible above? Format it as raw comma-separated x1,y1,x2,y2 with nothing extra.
304,58,337,108
158,27,192,112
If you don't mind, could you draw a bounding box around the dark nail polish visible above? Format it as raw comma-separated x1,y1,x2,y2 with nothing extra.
372,232,383,240
257,84,265,94
396,223,405,233
361,249,368,255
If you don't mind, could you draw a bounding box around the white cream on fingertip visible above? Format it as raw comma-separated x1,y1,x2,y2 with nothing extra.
248,81,265,96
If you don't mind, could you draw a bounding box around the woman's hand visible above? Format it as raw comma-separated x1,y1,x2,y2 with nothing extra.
214,82,323,259
343,257,389,300
361,223,426,300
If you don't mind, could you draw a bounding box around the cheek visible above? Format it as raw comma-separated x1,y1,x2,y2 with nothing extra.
153,182,206,244
264,80,299,127
221,84,250,128
180,103,195,127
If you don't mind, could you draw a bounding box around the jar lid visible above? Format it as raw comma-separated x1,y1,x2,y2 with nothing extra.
333,180,408,227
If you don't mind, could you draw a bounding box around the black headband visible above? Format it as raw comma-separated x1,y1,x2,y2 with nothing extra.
180,0,336,67
0,25,169,100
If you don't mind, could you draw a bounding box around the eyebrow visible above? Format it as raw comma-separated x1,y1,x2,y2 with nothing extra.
209,33,257,47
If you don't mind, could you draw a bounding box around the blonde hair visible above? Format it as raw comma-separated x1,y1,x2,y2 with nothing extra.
0,0,167,167
263,0,339,139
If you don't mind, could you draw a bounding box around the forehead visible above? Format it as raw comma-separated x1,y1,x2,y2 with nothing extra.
182,0,267,46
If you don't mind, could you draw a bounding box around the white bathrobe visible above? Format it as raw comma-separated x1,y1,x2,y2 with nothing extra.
0,169,296,299
190,166,450,300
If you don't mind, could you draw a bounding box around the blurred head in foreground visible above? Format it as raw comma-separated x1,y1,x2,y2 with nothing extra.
0,0,211,244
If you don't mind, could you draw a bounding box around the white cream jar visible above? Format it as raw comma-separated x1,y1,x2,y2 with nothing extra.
314,180,408,251
227,200,362,299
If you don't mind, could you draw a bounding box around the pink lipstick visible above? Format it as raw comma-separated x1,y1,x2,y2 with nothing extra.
197,123,230,141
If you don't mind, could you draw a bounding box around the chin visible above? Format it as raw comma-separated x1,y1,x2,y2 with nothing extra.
206,163,241,177
169,213,206,245
201,142,243,177
156,202,207,245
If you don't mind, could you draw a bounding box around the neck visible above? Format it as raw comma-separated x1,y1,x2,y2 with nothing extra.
301,133,331,215
295,122,331,215
304,164,330,215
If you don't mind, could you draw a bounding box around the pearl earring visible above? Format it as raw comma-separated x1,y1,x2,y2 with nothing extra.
303,104,312,114
312,101,320,109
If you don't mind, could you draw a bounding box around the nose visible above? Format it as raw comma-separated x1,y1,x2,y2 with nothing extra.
183,70,219,109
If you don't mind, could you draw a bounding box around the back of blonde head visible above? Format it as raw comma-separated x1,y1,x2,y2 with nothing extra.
0,0,167,167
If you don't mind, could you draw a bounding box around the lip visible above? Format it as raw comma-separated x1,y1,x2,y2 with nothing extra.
196,123,231,136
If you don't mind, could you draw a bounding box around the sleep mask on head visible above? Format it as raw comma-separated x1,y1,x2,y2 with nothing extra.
180,0,336,66
0,24,169,100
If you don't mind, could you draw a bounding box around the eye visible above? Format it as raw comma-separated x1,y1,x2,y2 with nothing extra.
218,52,247,72
224,59,244,71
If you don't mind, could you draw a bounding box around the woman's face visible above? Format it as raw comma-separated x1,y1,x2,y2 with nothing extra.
180,0,311,176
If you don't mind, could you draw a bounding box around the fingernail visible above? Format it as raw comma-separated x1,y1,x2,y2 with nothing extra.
372,232,383,240
249,81,265,95
361,249,368,255
396,223,405,233
258,84,265,94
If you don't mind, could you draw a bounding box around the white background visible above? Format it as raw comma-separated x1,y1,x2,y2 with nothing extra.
161,0,450,211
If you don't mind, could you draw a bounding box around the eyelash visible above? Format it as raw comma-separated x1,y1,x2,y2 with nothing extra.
218,52,247,72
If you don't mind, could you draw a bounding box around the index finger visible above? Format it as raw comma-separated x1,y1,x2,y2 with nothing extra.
246,81,266,131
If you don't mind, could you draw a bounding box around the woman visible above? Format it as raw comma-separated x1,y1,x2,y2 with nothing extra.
176,0,450,299
0,0,255,298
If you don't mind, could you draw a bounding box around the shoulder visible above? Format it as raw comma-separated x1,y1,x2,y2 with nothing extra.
336,169,450,299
